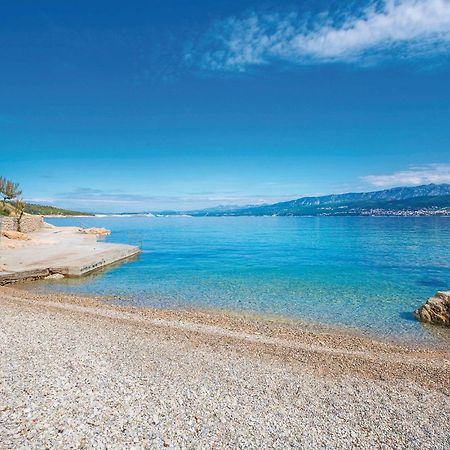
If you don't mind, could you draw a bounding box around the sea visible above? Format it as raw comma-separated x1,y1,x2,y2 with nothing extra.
36,216,450,346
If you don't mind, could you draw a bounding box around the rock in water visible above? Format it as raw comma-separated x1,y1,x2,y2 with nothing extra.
414,291,450,326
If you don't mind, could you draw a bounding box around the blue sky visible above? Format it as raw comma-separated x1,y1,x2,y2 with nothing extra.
1,0,450,212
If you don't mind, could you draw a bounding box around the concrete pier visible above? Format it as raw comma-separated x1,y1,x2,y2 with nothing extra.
0,223,140,285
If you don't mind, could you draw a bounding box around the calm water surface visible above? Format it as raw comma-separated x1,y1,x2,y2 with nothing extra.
38,216,450,345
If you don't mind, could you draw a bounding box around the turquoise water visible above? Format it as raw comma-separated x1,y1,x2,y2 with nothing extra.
40,216,450,344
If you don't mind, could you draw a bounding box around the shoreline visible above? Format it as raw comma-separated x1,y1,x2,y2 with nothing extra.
1,285,449,447
2,219,447,350
3,285,450,384
105,295,450,351
18,275,450,351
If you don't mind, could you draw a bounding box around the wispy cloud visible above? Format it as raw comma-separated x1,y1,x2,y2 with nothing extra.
194,0,450,71
362,163,450,187
55,188,157,204
54,188,276,205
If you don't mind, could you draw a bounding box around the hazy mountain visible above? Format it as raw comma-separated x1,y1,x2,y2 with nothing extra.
189,184,450,216
186,203,265,215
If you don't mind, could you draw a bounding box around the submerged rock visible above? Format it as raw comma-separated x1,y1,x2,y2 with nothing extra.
414,291,450,326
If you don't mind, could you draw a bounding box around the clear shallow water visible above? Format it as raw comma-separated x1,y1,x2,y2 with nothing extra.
38,216,450,345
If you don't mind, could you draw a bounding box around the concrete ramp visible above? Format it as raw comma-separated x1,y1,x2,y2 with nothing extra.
0,224,140,284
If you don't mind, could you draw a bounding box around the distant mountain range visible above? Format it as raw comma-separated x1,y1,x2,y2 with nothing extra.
186,184,450,217
28,184,450,217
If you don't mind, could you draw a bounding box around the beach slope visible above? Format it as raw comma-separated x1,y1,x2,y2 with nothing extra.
0,287,449,449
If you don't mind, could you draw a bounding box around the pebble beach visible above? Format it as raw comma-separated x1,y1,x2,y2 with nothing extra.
1,286,449,449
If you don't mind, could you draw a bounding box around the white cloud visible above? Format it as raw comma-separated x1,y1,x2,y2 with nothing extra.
198,0,450,70
362,163,450,187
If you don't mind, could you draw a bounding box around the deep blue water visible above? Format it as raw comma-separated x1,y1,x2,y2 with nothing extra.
39,216,450,344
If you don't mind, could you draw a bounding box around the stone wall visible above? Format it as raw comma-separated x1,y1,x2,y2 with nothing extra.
0,215,44,233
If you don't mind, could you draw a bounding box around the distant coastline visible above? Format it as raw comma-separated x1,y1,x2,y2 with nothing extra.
25,183,450,218
184,183,450,217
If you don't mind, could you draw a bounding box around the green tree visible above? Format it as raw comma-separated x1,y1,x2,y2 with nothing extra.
0,177,22,208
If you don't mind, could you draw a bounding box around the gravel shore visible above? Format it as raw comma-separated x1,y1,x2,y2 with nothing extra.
1,287,449,449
